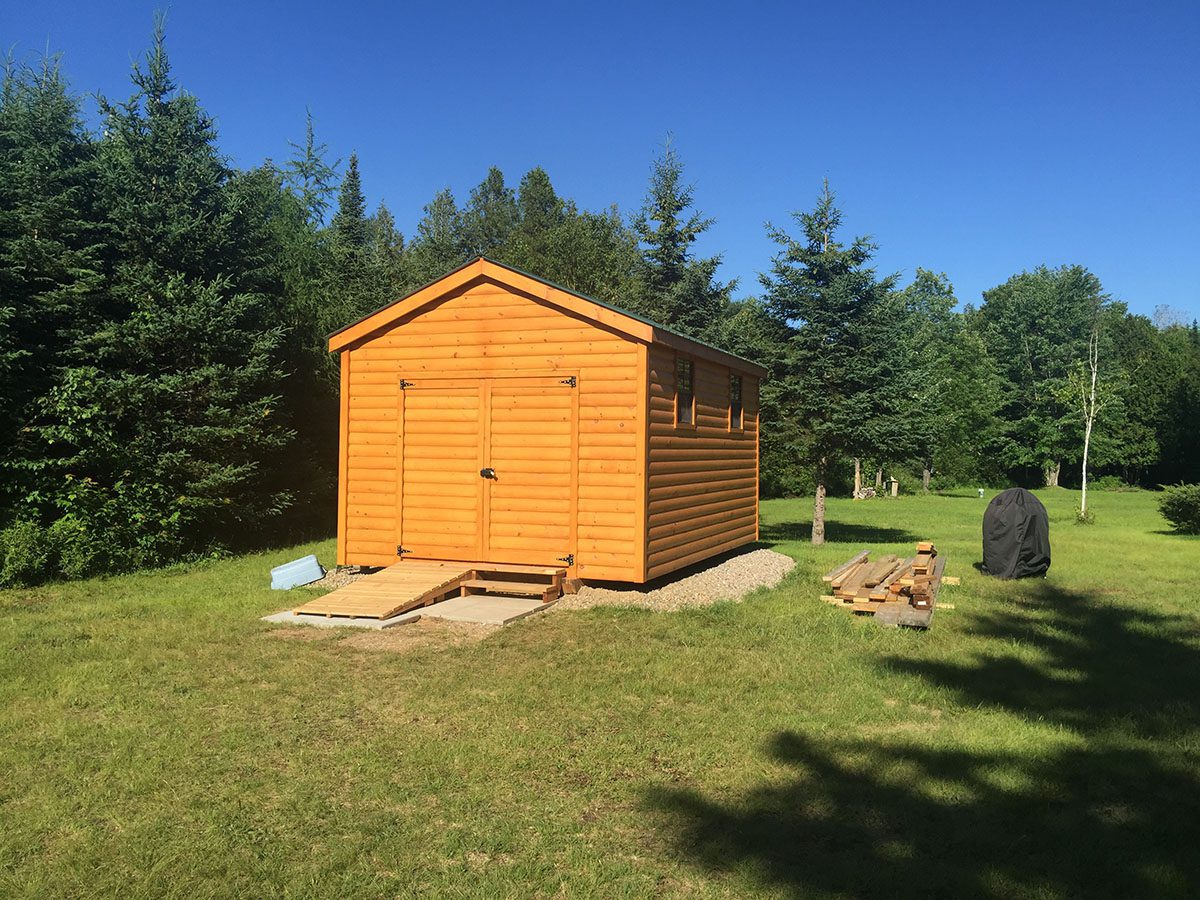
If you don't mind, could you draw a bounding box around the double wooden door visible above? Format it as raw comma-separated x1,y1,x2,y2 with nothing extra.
397,376,577,566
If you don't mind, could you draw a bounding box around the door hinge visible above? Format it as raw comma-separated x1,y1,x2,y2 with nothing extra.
397,545,412,555
559,376,577,387
557,553,574,566
399,379,413,389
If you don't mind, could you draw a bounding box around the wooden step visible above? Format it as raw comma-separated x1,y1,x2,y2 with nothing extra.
461,579,555,594
460,578,563,602
474,563,566,576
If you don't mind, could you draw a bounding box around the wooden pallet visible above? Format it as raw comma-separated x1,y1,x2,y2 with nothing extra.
291,561,566,620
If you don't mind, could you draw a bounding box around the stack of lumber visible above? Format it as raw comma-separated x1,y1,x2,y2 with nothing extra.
821,542,947,628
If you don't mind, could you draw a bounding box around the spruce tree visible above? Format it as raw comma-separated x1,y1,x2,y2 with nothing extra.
500,167,565,271
369,201,406,295
34,17,297,568
406,188,467,284
0,56,103,514
330,152,368,248
632,140,732,337
284,108,339,226
760,182,900,544
322,152,389,330
461,166,518,258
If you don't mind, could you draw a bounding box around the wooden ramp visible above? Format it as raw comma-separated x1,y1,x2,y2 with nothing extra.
291,561,472,620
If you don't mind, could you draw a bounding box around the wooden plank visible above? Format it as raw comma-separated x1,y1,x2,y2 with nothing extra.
830,559,868,590
823,550,869,583
336,351,351,565
636,341,650,583
834,561,876,598
292,562,474,619
869,557,914,601
862,556,900,587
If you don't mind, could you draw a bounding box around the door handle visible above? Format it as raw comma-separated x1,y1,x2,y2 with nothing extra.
480,467,496,479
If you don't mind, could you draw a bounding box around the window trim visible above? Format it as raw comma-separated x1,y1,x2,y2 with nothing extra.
729,373,744,432
675,356,696,428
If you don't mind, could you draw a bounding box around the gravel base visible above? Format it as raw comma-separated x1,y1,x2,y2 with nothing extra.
299,551,796,615
302,566,372,591
558,548,796,613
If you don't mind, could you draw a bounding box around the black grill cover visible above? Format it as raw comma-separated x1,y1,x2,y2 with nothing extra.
982,488,1051,579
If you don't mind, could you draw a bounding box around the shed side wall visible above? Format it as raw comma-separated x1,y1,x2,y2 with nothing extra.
341,280,642,581
645,345,759,580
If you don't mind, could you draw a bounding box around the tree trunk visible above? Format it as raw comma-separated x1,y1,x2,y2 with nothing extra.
922,466,931,493
1080,324,1100,517
875,466,883,490
1044,462,1060,488
1080,428,1091,515
853,458,862,496
812,467,827,546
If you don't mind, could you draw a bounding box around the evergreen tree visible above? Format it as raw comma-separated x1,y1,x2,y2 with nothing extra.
330,152,368,248
461,166,518,258
283,108,339,226
516,166,565,236
500,167,566,269
760,182,901,544
406,188,466,284
31,17,297,568
495,167,644,305
369,200,406,296
632,140,732,336
320,152,390,332
0,56,103,512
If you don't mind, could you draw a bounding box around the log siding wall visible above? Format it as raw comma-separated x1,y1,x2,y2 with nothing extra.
340,279,643,581
644,345,760,580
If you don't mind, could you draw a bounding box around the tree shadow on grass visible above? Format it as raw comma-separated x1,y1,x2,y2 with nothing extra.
760,520,920,545
644,583,1200,897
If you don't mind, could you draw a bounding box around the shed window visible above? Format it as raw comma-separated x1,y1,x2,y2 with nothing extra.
675,358,694,426
730,374,743,429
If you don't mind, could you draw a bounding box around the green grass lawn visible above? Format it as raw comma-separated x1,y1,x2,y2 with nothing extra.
2,489,1197,898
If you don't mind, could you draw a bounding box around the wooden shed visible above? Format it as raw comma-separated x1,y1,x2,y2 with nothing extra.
329,257,766,584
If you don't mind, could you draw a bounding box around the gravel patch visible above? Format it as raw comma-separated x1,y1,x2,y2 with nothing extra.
558,548,796,613
298,551,796,616
303,566,372,591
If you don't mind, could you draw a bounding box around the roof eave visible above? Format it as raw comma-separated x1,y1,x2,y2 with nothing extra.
327,256,768,378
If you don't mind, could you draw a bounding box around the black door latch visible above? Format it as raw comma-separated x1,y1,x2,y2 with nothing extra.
480,467,496,479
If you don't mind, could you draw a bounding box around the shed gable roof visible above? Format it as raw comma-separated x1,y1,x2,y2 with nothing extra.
327,257,768,377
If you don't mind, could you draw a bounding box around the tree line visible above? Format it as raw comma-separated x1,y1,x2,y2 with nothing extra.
1,21,1197,581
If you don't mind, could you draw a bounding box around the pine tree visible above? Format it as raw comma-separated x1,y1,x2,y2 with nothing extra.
369,201,406,293
499,167,565,271
461,166,518,258
516,167,565,236
760,182,901,544
330,152,368,249
33,16,297,568
321,152,390,331
284,108,339,226
632,139,732,337
0,55,103,513
406,188,466,284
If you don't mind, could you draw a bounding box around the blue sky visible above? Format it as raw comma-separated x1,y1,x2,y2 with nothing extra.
4,0,1198,320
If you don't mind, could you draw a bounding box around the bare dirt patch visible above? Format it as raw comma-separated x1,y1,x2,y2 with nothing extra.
338,618,493,654
559,547,796,613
